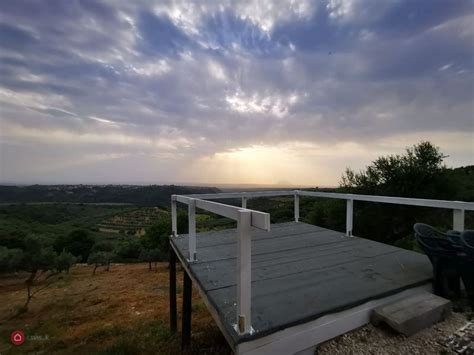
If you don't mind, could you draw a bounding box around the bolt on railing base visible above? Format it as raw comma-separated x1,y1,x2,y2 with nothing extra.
187,252,197,262
233,322,255,336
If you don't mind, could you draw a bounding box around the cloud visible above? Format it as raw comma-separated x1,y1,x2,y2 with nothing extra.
0,23,37,50
137,11,194,57
0,0,473,185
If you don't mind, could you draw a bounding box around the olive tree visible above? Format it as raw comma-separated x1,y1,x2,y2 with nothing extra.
139,248,162,271
88,251,115,275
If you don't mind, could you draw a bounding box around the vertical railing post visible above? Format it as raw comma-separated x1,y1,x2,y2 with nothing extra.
294,191,300,222
241,196,247,209
169,248,177,333
181,271,192,349
346,199,353,237
453,209,465,231
188,198,196,261
236,209,252,334
171,195,177,237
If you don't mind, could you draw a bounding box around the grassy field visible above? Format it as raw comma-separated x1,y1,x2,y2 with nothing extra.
0,263,230,354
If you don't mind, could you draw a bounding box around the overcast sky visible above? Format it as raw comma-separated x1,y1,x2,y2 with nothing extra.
0,0,473,186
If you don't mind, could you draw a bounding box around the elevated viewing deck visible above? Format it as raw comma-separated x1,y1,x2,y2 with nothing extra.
168,191,474,355
171,222,432,350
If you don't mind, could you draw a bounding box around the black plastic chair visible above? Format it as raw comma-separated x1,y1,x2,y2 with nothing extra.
459,230,474,308
413,223,463,297
460,230,474,257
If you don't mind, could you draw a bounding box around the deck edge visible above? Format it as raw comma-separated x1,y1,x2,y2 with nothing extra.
236,284,433,355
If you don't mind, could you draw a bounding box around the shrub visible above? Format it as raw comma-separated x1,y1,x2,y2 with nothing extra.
91,240,115,253
54,230,95,262
0,246,24,273
56,250,77,273
114,239,142,261
141,219,172,260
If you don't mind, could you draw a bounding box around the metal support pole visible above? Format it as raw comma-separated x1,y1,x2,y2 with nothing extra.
181,271,192,349
171,195,177,237
236,209,252,334
188,198,196,261
453,209,465,231
169,247,177,333
294,191,300,223
346,199,353,237
242,196,247,209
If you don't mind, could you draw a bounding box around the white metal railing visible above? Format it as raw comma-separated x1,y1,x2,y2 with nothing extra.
171,190,474,335
171,194,270,335
297,190,473,234
186,189,474,234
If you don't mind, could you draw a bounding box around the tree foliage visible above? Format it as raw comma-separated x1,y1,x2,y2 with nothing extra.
340,141,449,198
302,142,472,246
336,141,464,244
141,218,172,260
114,239,142,261
0,235,77,309
54,230,95,262
0,246,24,272
56,250,77,273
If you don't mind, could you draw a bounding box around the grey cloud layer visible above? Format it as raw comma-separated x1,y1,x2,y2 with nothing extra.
0,0,473,182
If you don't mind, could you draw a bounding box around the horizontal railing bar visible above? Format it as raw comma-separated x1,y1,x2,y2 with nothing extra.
183,190,473,211
297,191,474,211
175,195,190,204
187,190,297,200
251,210,271,231
174,195,270,231
195,198,240,220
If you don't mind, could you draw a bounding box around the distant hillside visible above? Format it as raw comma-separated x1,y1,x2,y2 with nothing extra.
0,185,220,207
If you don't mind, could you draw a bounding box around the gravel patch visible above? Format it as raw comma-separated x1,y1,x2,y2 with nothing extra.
317,312,469,355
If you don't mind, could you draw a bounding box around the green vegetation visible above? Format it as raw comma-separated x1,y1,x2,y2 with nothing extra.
0,203,136,244
0,185,219,206
341,141,449,198
240,142,473,251
54,229,96,262
308,142,473,247
88,251,114,275
0,235,78,310
0,147,472,285
0,145,472,353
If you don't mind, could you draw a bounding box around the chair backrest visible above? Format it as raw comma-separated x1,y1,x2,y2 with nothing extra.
461,230,474,248
460,230,474,259
413,223,460,258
